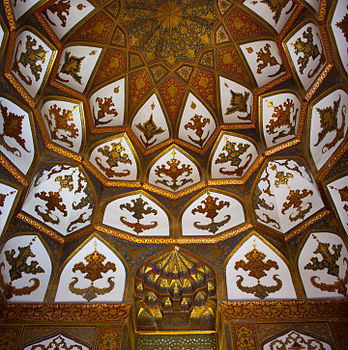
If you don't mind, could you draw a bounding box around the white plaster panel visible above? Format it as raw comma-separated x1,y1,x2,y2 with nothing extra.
331,0,348,74
55,237,126,302
310,89,347,170
327,175,348,234
42,0,95,39
148,146,201,192
243,0,297,33
103,193,170,236
89,135,137,181
131,93,170,149
10,0,40,20
41,99,84,153
11,30,54,98
240,41,285,87
0,96,35,174
0,234,51,303
178,93,216,148
304,0,321,12
0,183,18,237
89,78,125,128
22,165,94,235
226,235,296,300
182,191,245,236
56,45,102,93
285,23,326,90
254,159,324,233
219,77,253,124
299,232,348,298
261,92,301,148
263,330,332,350
210,133,258,179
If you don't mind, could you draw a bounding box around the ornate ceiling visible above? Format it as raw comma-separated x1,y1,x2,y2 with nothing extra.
0,0,347,335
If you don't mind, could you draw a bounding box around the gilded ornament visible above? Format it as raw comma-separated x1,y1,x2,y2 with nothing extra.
96,141,132,178
154,150,193,191
184,114,211,147
234,243,282,299
336,7,348,42
42,0,71,28
314,95,346,153
12,35,47,86
266,99,298,143
119,195,158,234
225,89,251,121
260,0,295,24
191,193,230,234
255,43,284,77
305,236,348,295
0,191,15,215
44,104,79,148
268,330,327,350
293,26,325,78
136,114,165,148
215,140,252,176
0,101,30,156
281,189,313,222
0,238,44,299
69,241,116,301
93,96,118,126
57,51,84,84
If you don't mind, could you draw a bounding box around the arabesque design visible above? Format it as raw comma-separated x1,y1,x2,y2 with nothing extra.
234,243,282,299
122,0,217,65
12,35,47,86
69,241,116,301
305,235,348,295
120,195,158,234
0,238,44,299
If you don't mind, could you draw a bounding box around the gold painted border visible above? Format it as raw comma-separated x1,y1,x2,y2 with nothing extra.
96,223,252,245
219,299,348,320
1,303,131,323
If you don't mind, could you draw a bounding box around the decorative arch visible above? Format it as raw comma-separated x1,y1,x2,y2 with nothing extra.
55,234,126,303
0,234,52,303
102,190,170,236
225,232,297,300
134,246,217,330
298,231,348,298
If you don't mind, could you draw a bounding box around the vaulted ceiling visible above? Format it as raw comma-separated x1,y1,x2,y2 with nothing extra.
0,0,347,334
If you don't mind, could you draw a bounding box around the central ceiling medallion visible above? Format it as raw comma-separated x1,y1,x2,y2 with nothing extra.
122,0,217,65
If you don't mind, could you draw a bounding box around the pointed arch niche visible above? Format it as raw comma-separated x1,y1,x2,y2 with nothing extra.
55,235,126,303
0,234,52,303
298,232,348,298
134,246,217,331
225,233,297,300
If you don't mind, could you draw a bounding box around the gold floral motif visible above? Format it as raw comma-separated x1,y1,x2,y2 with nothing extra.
0,238,44,299
154,149,193,191
255,43,284,77
69,242,116,301
234,243,282,299
136,114,165,148
184,114,211,147
12,35,47,86
305,236,348,295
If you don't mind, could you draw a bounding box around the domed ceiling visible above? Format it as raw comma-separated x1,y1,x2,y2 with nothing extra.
0,0,347,334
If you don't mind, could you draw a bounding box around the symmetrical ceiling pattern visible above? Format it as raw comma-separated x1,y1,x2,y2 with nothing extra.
0,0,347,334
